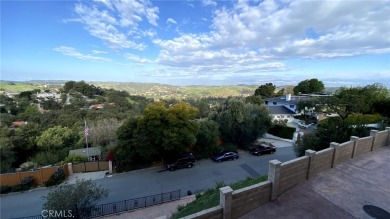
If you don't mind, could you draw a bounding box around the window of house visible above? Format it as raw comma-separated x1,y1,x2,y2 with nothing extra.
265,101,269,105
290,105,294,108
273,102,277,105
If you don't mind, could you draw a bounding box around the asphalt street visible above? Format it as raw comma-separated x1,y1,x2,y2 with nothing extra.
1,145,296,219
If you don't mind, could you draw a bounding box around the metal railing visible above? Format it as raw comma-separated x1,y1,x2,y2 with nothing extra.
12,190,181,219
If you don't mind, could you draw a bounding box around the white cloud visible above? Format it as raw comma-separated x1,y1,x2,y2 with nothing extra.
69,0,159,50
166,18,177,25
202,0,217,7
152,0,390,78
125,53,153,63
91,50,108,54
54,46,111,62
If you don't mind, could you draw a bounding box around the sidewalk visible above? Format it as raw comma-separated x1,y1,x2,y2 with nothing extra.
257,133,293,148
102,195,196,219
63,170,108,184
239,146,390,219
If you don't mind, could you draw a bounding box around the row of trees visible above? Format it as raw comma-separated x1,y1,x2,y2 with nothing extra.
114,97,272,170
294,83,390,156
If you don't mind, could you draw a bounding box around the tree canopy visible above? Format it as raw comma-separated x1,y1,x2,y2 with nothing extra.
293,78,325,94
324,83,388,120
211,98,271,149
42,179,109,218
254,83,276,98
116,101,199,163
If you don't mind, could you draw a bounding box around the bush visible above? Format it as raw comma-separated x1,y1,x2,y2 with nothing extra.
21,176,36,190
45,168,66,187
64,154,88,164
0,186,11,194
11,185,22,193
268,124,295,139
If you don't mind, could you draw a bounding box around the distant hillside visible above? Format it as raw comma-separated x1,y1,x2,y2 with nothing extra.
91,82,257,99
0,80,343,99
0,81,40,93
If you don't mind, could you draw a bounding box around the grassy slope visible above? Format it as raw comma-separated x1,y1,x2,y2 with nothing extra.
0,82,39,93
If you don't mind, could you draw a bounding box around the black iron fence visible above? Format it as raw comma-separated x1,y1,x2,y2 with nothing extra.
12,190,181,219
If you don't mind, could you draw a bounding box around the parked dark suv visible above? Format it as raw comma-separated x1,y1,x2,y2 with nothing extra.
166,153,196,171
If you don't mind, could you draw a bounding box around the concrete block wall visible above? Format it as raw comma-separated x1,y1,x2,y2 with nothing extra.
371,130,389,150
231,181,272,218
353,136,374,157
278,156,310,196
306,148,334,179
387,128,390,145
180,128,390,219
332,141,354,166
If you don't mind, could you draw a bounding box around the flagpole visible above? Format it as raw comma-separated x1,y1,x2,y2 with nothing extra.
85,120,89,161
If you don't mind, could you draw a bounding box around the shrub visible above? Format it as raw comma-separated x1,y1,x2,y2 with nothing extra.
21,176,36,190
45,168,66,187
64,154,88,164
11,185,22,193
268,124,295,139
0,186,11,194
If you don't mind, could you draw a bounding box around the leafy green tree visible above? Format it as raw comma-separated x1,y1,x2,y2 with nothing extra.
293,133,321,157
117,101,199,163
195,120,220,158
293,78,324,94
36,126,79,151
42,179,109,219
296,98,321,122
324,83,388,120
10,123,42,166
0,138,15,172
41,99,62,110
211,98,271,149
372,98,390,117
18,91,33,101
276,88,286,96
245,95,263,105
254,83,276,98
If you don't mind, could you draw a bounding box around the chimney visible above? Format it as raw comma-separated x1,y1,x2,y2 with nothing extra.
286,93,291,101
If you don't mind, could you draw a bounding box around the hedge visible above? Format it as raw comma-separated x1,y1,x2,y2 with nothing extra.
268,124,295,139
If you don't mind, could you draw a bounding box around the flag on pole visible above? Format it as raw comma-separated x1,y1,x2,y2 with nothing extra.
84,122,89,137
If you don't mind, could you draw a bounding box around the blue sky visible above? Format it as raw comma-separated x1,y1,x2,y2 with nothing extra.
1,0,390,87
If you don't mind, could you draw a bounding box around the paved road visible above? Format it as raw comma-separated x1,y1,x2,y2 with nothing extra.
1,146,296,219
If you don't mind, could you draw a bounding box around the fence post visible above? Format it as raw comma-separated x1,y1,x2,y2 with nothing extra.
330,142,340,167
109,160,113,174
370,130,379,151
305,149,316,179
220,186,233,219
67,163,73,176
17,171,22,185
268,159,282,200
350,136,359,158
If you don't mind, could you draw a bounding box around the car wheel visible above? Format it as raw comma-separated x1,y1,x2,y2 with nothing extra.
169,167,175,171
217,160,221,163
188,164,193,168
